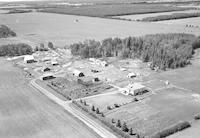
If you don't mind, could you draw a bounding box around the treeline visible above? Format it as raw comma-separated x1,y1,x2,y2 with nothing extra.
70,34,200,70
0,43,33,56
0,25,16,38
141,12,200,22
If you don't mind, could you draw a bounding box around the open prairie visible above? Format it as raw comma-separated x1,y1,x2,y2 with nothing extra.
0,58,99,138
0,12,200,47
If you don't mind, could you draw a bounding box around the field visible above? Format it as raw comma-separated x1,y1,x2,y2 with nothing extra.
0,58,99,138
41,3,186,17
156,16,200,27
1,12,200,47
114,9,200,21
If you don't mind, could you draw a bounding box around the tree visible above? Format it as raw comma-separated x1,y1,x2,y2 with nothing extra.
48,42,55,50
122,122,129,132
129,128,133,135
84,101,87,106
111,118,115,123
107,106,112,110
116,120,121,128
92,105,95,111
39,43,45,51
96,108,100,114
101,113,105,117
35,46,39,51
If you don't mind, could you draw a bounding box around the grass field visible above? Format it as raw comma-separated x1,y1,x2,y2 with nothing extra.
0,12,200,48
0,58,99,138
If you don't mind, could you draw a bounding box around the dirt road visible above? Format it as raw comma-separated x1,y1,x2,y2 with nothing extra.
0,58,99,138
30,79,117,138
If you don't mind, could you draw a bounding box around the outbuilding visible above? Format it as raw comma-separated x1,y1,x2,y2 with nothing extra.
127,72,136,78
43,67,51,72
24,55,35,63
73,69,84,77
41,73,55,80
121,83,148,96
51,61,59,66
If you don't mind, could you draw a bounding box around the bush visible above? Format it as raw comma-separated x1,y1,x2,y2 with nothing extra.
0,25,16,38
107,105,112,110
194,114,200,120
150,121,191,138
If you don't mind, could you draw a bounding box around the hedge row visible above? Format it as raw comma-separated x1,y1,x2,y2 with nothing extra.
72,100,132,138
149,121,191,138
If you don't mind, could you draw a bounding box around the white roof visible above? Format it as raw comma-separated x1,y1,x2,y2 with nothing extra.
73,69,82,75
42,72,54,77
127,83,145,90
128,72,136,76
24,55,34,61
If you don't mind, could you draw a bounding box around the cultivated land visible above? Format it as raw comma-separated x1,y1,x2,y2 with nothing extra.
156,16,200,27
113,9,200,21
0,12,200,47
0,58,99,138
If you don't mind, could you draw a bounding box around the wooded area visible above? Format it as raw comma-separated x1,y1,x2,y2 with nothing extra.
70,34,200,70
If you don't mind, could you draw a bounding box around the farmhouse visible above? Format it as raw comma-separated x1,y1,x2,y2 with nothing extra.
41,73,55,80
73,69,84,77
24,55,35,63
121,83,147,96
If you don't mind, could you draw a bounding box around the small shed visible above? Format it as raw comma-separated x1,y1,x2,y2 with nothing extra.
51,61,59,66
24,55,35,63
73,70,84,77
43,67,51,72
41,73,55,80
127,72,136,78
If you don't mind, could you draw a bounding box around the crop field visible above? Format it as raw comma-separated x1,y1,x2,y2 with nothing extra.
114,9,200,21
156,16,200,27
0,58,99,138
0,12,200,47
41,3,185,17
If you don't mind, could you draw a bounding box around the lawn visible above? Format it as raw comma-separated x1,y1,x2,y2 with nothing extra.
85,93,134,113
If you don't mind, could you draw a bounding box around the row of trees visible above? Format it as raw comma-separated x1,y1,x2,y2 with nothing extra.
0,25,16,38
70,34,200,70
0,43,33,56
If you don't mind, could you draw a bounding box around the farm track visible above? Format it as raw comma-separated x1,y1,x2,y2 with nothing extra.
30,79,117,138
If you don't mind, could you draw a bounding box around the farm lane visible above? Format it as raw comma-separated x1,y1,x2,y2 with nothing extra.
0,58,99,138
30,79,117,138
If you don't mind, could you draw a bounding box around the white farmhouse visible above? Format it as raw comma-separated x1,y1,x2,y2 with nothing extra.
121,83,147,96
